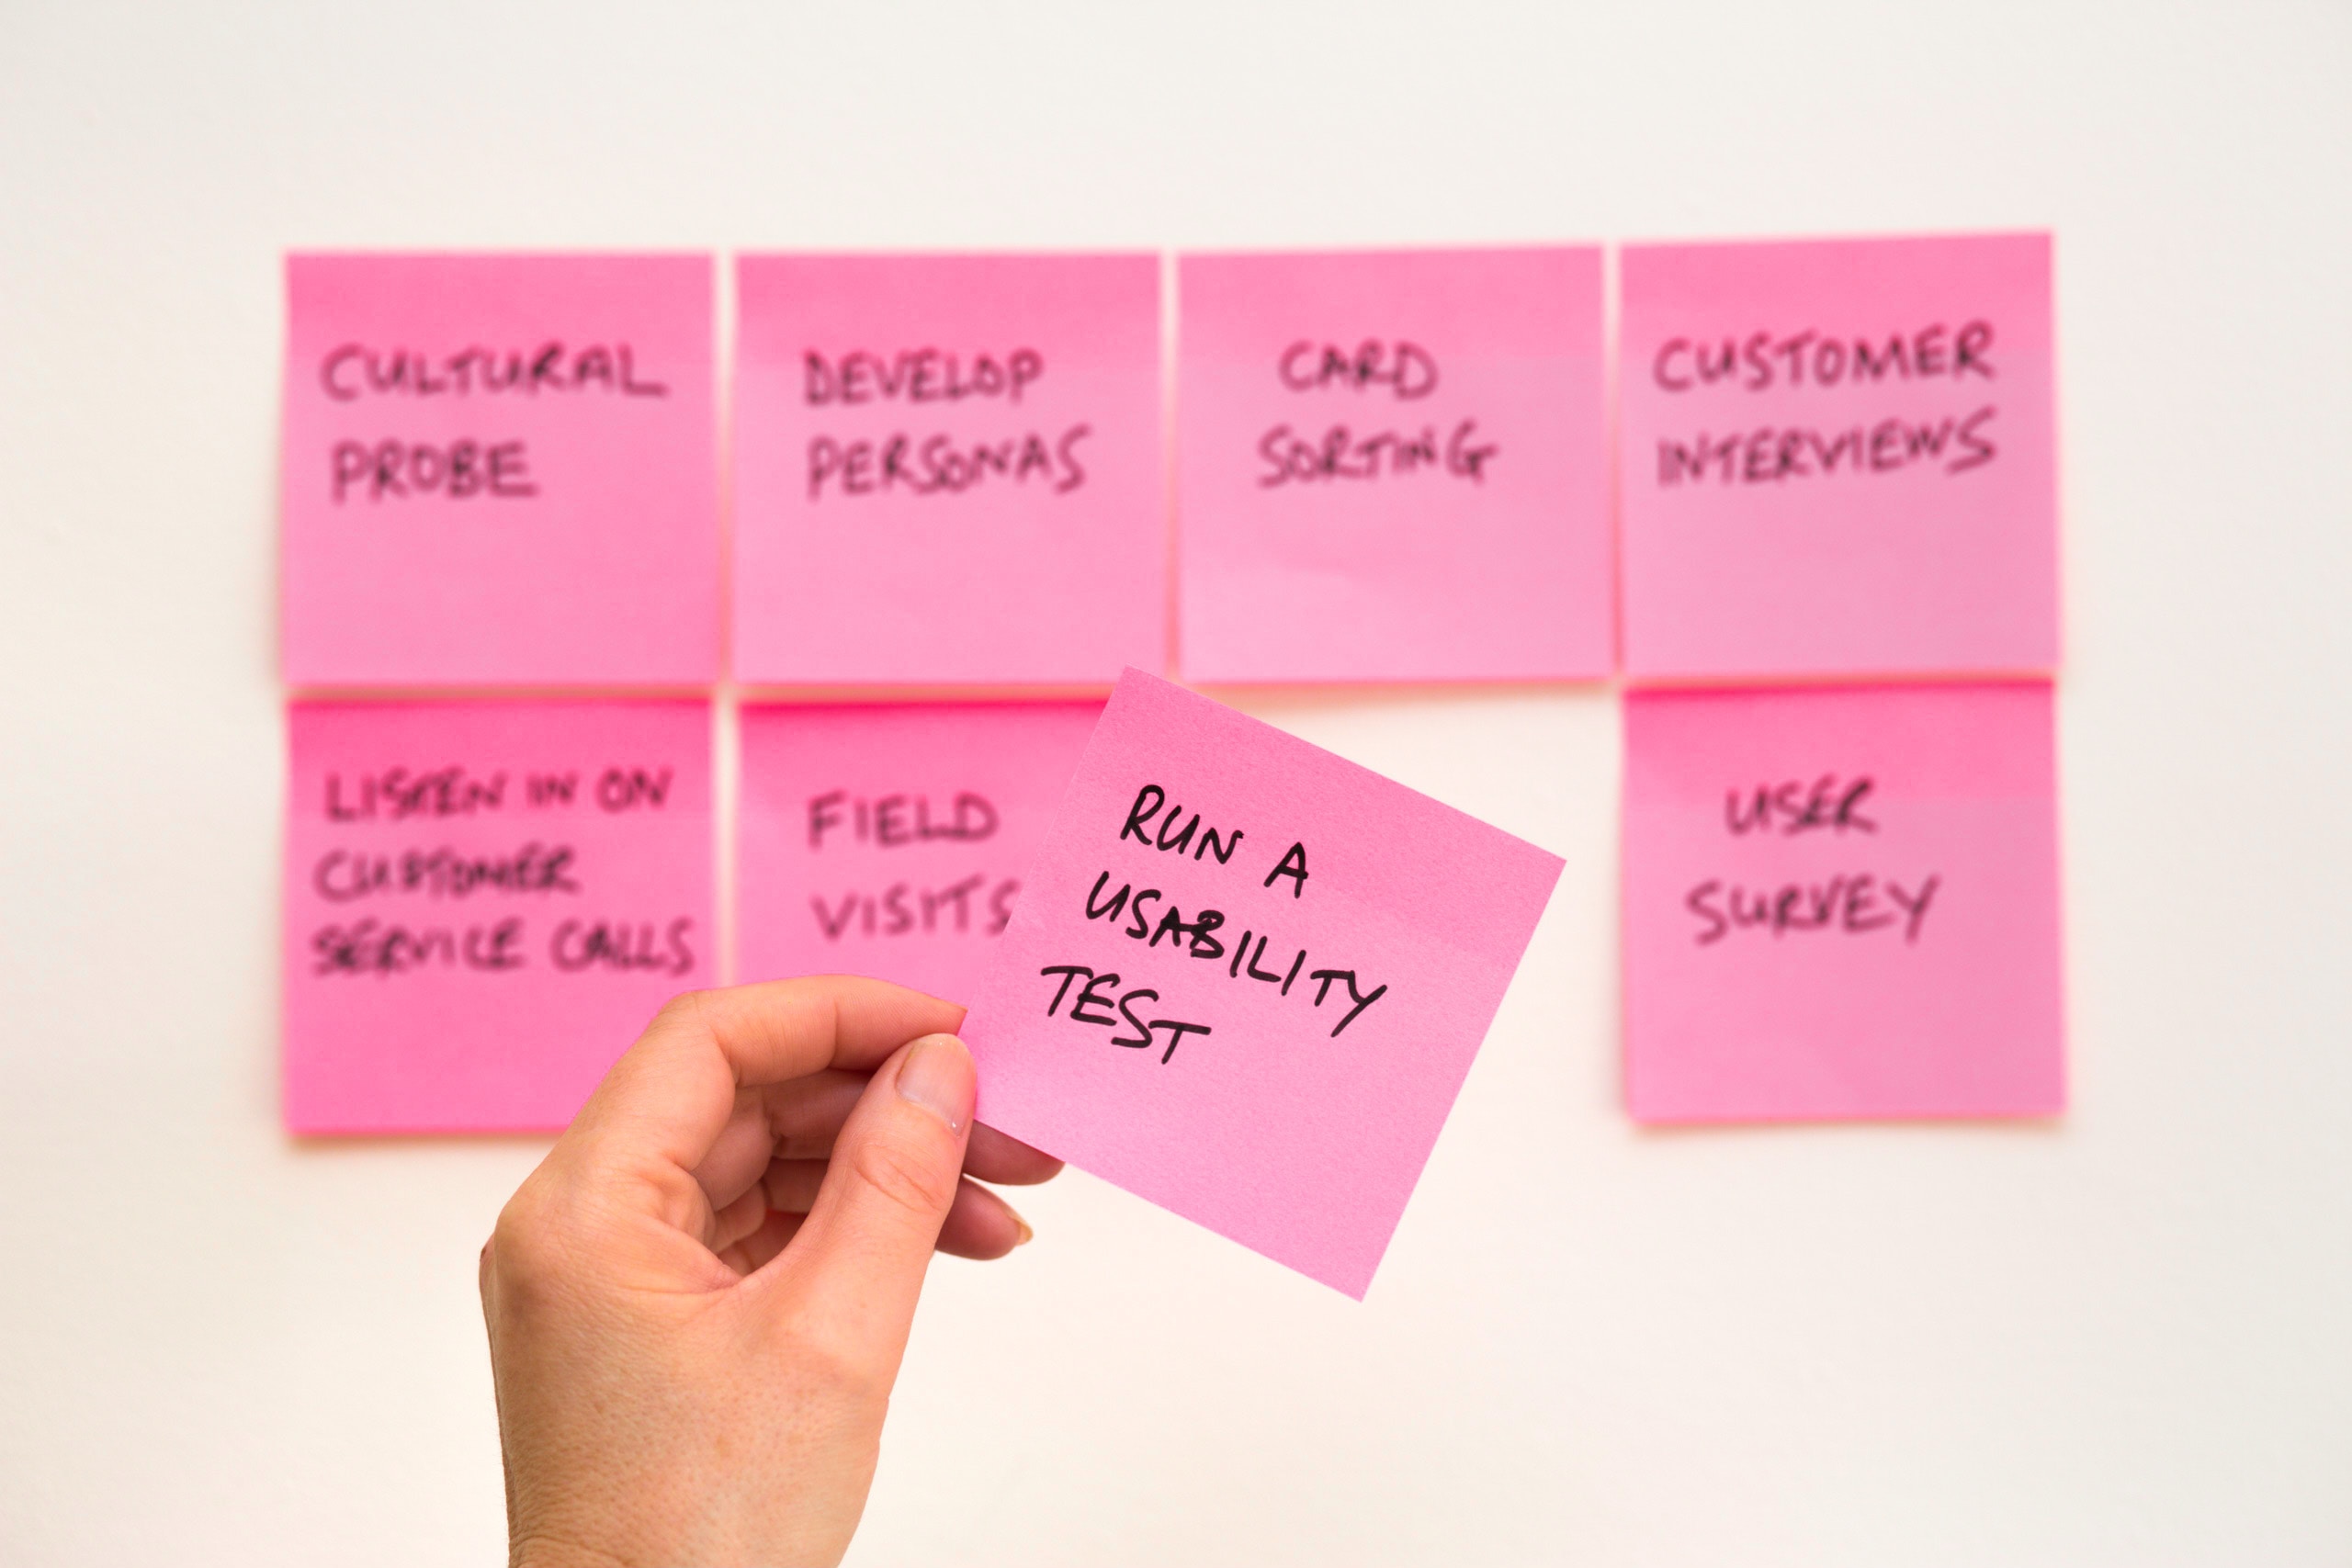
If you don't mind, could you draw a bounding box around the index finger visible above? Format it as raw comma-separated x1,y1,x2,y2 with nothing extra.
563,976,967,1177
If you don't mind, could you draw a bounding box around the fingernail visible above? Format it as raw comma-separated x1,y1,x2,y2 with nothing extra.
1013,1216,1035,1247
896,1034,975,1132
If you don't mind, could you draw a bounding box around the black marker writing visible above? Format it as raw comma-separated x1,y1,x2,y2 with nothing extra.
1256,420,1496,488
1652,323,1996,394
1656,410,1997,488
549,917,696,976
809,791,999,850
806,426,1089,500
1683,874,1939,946
321,343,669,401
805,348,1044,406
1724,776,1876,837
809,875,1017,941
311,918,526,976
331,439,537,503
1277,339,1439,400
1037,964,1212,1064
311,843,579,903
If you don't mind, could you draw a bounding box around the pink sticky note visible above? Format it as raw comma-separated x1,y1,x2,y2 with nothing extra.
961,670,1563,1296
1623,682,2064,1123
1179,247,1611,682
284,699,714,1134
281,254,718,686
733,254,1164,684
737,701,1103,1004
1619,233,2057,680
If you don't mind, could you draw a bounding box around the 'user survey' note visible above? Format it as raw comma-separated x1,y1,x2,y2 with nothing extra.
1622,682,2064,1123
960,670,1562,1297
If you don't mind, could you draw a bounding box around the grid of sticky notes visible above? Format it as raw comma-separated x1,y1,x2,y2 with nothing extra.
277,234,2061,1140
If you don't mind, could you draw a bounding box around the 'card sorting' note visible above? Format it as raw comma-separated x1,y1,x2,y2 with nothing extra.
281,254,718,686
1622,682,2064,1123
961,670,1563,1296
733,254,1163,685
1619,233,2056,680
736,701,1103,1004
1178,248,1611,682
284,700,714,1134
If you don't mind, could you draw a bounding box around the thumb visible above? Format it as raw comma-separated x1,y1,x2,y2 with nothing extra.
770,1032,977,1363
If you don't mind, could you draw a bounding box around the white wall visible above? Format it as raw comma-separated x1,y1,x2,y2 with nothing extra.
3,3,2347,1562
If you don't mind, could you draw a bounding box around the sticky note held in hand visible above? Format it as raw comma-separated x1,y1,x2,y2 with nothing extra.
960,670,1564,1297
1622,682,2064,1123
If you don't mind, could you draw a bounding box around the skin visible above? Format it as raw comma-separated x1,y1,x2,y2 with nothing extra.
480,976,1063,1567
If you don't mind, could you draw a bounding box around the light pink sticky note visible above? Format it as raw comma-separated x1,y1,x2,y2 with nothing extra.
1623,682,2064,1123
737,701,1104,1004
733,254,1164,684
961,670,1563,1296
1619,233,2057,680
281,254,718,686
284,699,714,1134
1179,247,1610,682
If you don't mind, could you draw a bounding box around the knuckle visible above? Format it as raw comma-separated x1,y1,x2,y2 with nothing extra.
649,987,715,1034
776,1312,891,1408
488,1181,571,1290
850,1134,956,1224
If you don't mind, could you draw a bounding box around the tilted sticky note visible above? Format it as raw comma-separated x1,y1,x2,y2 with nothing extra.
733,254,1164,684
736,701,1103,1005
1622,682,2064,1123
1178,247,1611,682
1619,232,2057,680
284,700,714,1134
960,670,1563,1297
280,254,718,686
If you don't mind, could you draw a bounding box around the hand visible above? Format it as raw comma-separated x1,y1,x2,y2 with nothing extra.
479,976,1062,1567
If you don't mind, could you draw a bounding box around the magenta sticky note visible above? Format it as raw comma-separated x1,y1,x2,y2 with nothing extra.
737,701,1104,1004
1619,233,2057,680
281,254,718,686
1178,247,1610,682
284,699,715,1134
733,254,1164,685
1623,682,2064,1123
960,670,1563,1296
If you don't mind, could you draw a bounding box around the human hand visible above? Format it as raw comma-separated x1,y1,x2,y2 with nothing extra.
479,976,1061,1567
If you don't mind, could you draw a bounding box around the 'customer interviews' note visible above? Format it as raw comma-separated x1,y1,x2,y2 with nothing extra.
1618,232,2056,679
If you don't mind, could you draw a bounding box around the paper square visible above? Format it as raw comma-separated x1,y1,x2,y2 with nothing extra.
280,254,718,686
733,254,1164,684
1178,247,1611,682
284,699,715,1134
961,670,1563,1297
736,701,1103,1004
1619,233,2058,680
1623,682,2064,1123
